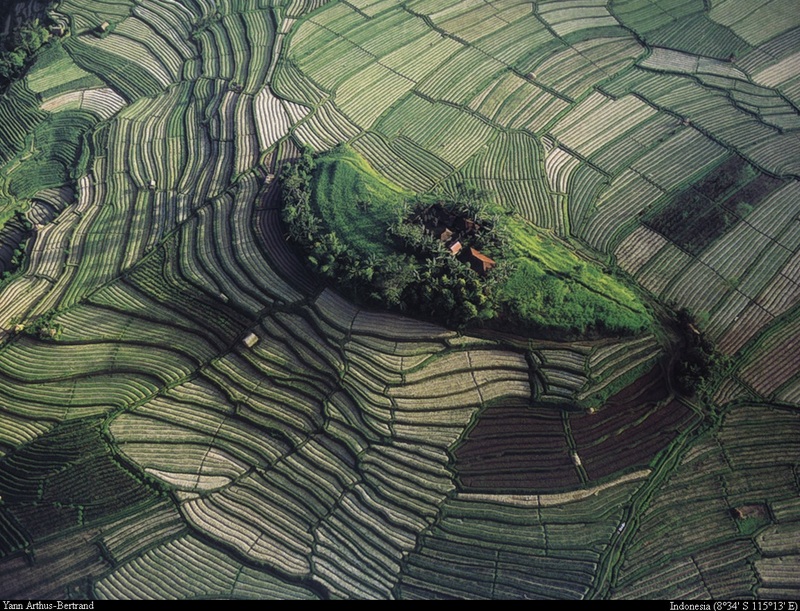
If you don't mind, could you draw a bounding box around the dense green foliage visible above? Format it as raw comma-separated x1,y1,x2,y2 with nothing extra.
0,18,52,86
282,146,653,336
498,259,649,337
281,146,507,326
11,309,63,341
672,307,730,398
0,210,31,282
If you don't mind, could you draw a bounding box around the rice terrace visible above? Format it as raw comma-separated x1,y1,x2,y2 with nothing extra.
0,0,798,601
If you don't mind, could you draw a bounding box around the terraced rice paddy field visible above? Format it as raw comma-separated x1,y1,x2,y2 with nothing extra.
0,0,798,600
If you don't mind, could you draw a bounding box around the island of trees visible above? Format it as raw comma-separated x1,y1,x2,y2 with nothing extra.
0,16,55,88
280,145,653,338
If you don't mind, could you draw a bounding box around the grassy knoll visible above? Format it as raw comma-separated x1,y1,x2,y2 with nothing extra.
310,146,409,259
500,217,652,337
283,146,653,338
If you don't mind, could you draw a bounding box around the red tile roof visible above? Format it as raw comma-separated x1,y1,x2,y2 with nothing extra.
466,247,495,274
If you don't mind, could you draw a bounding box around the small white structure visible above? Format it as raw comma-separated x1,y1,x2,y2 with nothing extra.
243,332,259,348
148,179,156,190
571,451,582,467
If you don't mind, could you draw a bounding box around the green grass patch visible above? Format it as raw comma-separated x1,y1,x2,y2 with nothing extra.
309,146,409,259
730,503,772,536
500,217,652,337
735,515,770,536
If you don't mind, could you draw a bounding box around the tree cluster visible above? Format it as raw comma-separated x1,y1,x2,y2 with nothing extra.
389,193,507,257
385,193,510,322
280,149,509,328
0,210,32,286
10,310,62,341
0,18,51,86
672,307,729,398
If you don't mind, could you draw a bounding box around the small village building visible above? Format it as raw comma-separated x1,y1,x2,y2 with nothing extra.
731,504,769,520
465,247,496,275
243,332,259,348
98,21,110,33
448,240,462,256
438,228,453,243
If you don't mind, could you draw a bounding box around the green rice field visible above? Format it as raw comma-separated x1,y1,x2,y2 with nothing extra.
0,0,798,600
